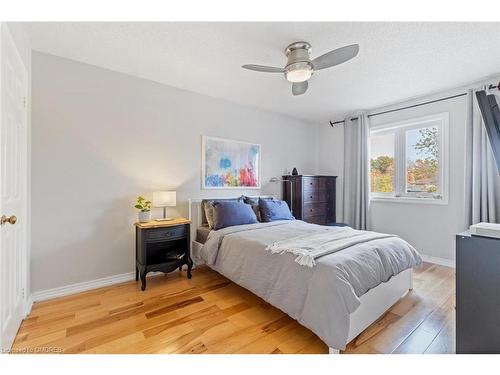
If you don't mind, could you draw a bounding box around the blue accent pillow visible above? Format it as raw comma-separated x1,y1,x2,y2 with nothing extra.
212,201,258,230
259,198,295,222
202,196,243,229
242,196,273,222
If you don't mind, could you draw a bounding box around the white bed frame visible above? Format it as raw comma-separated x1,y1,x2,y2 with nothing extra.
188,196,413,354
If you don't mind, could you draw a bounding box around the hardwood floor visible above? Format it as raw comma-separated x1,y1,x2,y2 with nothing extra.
12,262,455,354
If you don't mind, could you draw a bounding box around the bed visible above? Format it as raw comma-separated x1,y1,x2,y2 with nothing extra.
188,196,421,353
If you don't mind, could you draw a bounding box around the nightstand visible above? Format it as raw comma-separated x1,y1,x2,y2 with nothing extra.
134,218,192,291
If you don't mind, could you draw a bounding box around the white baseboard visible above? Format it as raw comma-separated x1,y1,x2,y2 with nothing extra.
24,295,33,317
420,254,455,268
31,271,136,303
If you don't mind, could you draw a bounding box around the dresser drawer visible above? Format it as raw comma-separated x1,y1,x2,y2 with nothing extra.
323,177,335,189
303,190,328,204
303,203,327,217
146,225,187,242
303,215,327,225
303,177,327,191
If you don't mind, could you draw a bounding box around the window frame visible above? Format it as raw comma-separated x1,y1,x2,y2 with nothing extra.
369,112,449,205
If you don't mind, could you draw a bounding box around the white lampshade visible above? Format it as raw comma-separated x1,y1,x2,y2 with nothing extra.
152,191,176,207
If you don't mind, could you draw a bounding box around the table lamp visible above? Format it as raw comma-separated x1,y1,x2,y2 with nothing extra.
153,191,176,221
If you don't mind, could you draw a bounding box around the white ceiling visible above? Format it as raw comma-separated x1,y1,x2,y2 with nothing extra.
21,22,500,123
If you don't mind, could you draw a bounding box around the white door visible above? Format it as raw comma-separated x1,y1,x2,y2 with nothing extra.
0,24,28,352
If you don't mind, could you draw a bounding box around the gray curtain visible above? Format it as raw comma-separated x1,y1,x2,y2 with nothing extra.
465,88,500,226
342,113,370,230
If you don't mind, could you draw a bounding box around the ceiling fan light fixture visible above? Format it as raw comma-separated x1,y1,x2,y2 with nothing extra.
242,41,359,95
285,62,313,83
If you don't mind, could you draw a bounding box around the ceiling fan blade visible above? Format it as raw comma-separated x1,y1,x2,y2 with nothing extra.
311,44,359,70
242,64,284,73
292,81,308,96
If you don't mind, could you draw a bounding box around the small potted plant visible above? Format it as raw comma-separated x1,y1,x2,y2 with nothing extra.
135,196,152,222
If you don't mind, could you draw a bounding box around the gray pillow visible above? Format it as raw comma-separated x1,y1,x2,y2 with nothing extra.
202,196,243,229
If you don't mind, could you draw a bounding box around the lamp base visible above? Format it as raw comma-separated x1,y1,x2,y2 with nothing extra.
155,218,174,222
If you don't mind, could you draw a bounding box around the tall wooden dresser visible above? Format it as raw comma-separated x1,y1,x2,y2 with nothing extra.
282,175,337,225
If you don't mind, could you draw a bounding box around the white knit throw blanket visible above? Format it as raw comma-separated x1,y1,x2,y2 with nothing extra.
266,227,395,267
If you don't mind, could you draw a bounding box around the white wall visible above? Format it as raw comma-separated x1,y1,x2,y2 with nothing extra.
31,52,317,292
318,92,469,262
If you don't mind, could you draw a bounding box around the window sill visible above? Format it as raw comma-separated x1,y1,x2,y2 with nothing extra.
370,196,448,205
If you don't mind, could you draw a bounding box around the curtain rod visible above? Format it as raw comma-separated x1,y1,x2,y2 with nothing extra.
329,92,468,127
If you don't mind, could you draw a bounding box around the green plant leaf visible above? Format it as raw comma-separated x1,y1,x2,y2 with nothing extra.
134,204,142,210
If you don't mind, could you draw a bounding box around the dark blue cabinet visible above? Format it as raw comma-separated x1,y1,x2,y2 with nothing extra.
456,231,500,353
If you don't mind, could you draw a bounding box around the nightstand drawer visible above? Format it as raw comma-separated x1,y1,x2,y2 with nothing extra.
146,225,187,242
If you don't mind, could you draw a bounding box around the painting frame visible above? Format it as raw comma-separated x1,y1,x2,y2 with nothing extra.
201,136,261,190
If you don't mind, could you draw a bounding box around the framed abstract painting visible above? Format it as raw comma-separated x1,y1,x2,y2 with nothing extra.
202,136,261,189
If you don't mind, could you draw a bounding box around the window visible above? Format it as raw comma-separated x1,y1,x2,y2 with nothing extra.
370,132,395,195
369,113,448,203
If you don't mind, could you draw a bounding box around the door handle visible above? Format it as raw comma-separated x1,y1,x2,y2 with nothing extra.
0,215,17,225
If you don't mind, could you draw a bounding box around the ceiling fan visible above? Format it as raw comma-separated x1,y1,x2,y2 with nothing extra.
242,41,359,96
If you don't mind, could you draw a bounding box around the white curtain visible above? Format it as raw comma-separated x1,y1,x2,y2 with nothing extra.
342,113,370,230
464,88,500,226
